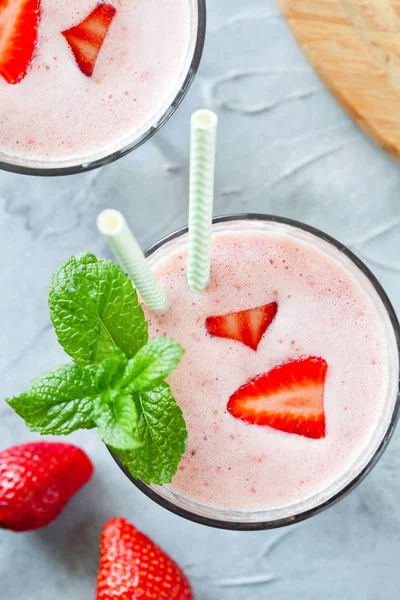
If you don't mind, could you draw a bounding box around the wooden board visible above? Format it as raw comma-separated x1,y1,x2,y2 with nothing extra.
277,0,400,160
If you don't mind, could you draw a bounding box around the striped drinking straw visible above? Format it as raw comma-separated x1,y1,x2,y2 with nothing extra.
97,209,166,313
187,109,218,292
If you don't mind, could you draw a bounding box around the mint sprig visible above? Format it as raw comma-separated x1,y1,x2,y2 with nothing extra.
6,253,187,485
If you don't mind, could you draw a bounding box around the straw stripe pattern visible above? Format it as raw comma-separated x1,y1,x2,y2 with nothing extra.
188,113,217,291
97,209,166,313
112,234,166,313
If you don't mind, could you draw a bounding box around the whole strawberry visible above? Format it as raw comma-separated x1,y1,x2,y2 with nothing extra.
0,441,93,532
97,517,193,599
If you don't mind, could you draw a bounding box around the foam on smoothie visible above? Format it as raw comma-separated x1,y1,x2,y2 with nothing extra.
144,221,398,513
0,0,192,162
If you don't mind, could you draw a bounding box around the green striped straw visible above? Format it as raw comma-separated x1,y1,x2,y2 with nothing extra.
187,109,218,291
97,209,166,313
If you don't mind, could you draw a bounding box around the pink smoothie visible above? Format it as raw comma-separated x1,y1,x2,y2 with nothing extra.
0,0,194,162
145,220,398,514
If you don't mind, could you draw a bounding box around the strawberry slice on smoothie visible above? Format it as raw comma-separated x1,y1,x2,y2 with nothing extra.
62,3,116,77
228,357,328,439
205,302,278,351
0,0,40,84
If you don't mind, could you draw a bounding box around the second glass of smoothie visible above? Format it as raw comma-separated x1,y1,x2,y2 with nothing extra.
112,214,400,530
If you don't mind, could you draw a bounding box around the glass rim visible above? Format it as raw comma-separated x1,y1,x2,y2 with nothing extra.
0,0,206,177
110,213,400,531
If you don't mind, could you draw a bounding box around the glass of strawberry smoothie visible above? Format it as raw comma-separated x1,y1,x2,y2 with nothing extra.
0,0,205,176
112,214,400,530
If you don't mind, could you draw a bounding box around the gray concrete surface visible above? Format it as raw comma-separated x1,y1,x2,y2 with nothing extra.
1,1,400,598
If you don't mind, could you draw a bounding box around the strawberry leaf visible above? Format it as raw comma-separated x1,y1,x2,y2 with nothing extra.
7,364,97,435
117,383,187,485
49,253,148,366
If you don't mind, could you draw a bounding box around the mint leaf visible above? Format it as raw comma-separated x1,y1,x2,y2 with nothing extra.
94,391,140,451
49,253,148,366
95,348,128,392
6,364,97,435
117,382,187,484
122,337,184,392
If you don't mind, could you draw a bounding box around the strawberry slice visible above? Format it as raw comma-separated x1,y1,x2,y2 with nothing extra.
0,0,40,84
62,3,116,77
227,357,328,439
205,302,278,351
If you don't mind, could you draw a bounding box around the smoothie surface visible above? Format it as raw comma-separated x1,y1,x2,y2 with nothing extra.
145,222,396,512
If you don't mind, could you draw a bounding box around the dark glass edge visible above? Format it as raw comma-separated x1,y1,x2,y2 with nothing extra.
0,0,206,177
110,213,400,531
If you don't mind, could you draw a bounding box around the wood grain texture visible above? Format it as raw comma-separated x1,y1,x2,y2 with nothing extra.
277,0,400,159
